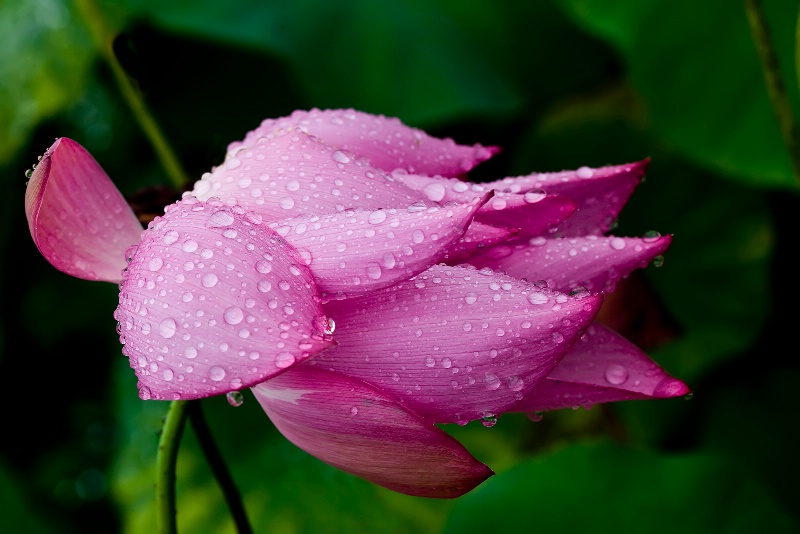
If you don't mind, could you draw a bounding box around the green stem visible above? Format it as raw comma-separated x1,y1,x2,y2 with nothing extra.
75,0,192,190
156,400,191,534
189,401,254,534
745,0,800,185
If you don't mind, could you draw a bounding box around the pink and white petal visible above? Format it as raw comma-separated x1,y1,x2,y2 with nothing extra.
233,108,498,177
189,130,424,221
24,137,143,282
114,198,334,400
484,160,648,236
314,264,603,424
467,234,672,294
512,323,690,413
271,194,490,300
442,223,519,264
253,365,493,498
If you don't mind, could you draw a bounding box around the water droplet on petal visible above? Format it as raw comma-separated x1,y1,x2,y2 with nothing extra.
275,352,296,368
159,318,177,338
209,366,226,381
609,237,626,250
604,364,629,385
224,307,244,325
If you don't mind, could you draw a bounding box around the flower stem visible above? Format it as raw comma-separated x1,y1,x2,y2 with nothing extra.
189,401,254,534
745,0,800,185
74,0,193,190
156,400,191,534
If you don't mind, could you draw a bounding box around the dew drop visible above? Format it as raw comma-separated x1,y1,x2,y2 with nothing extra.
609,237,626,250
209,366,226,381
207,211,234,228
202,273,218,288
159,318,177,338
275,352,296,368
227,391,244,407
604,364,629,385
484,372,501,391
224,306,244,325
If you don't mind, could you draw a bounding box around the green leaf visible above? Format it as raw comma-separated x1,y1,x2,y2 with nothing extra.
558,0,799,189
443,441,798,534
0,0,95,165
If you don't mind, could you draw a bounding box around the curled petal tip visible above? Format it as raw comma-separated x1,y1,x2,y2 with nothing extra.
24,137,142,282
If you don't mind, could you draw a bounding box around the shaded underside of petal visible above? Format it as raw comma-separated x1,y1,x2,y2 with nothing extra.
234,108,498,177
252,365,493,498
114,198,334,400
189,130,423,220
392,172,576,237
484,160,648,236
512,323,690,413
315,264,603,424
442,222,519,264
466,234,672,294
272,193,490,300
24,137,143,282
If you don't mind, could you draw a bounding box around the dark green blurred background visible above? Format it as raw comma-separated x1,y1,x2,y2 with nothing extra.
2,0,798,532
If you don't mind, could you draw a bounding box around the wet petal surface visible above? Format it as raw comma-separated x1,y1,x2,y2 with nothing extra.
235,108,498,177
484,160,648,236
314,264,602,424
24,138,143,282
513,323,691,413
272,194,489,299
190,130,423,220
253,365,493,498
467,234,672,294
115,198,334,400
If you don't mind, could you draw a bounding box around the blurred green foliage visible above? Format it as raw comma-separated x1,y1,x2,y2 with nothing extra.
1,0,797,532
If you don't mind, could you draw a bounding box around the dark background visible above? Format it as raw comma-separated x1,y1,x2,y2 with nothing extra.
1,0,797,532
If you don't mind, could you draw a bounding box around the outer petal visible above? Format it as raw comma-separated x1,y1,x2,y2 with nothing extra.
392,172,576,236
314,264,603,424
484,160,648,236
467,234,672,294
190,130,423,220
271,194,490,300
114,198,334,400
513,323,690,413
233,108,498,177
252,365,493,498
24,137,143,282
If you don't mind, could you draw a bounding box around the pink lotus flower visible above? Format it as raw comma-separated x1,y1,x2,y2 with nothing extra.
25,108,689,498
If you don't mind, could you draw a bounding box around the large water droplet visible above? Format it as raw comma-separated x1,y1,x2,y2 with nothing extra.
209,366,226,381
224,306,244,325
275,353,295,368
604,364,629,385
159,318,177,338
207,211,234,228
485,372,501,391
227,391,244,407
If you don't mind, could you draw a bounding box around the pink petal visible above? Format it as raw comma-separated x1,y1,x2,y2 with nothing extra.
114,198,334,400
232,108,498,177
271,193,490,300
442,222,519,264
484,160,648,236
313,264,603,424
392,172,576,236
512,323,691,413
24,137,143,282
466,234,672,294
252,365,493,498
189,129,424,220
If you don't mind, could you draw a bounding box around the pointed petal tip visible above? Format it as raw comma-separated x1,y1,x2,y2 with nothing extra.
652,376,691,398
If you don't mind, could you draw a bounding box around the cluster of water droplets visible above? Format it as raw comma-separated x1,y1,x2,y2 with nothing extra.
114,198,332,400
